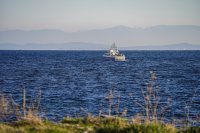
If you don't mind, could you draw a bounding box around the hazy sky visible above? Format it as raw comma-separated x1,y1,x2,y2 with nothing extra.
0,0,200,31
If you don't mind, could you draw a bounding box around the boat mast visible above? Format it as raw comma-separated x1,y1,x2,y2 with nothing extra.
110,42,118,53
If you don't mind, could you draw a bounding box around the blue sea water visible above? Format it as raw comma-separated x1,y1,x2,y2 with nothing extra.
0,50,200,124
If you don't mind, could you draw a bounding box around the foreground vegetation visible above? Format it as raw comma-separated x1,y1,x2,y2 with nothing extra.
0,117,199,133
0,72,199,132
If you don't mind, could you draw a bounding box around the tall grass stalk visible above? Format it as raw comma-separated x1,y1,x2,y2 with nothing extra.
105,89,114,116
23,88,26,118
132,71,169,123
0,94,9,120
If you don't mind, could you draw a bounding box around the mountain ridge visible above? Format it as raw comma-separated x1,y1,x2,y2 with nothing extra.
0,25,200,48
0,42,200,50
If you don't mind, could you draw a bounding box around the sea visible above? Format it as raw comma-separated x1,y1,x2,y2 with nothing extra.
0,50,200,125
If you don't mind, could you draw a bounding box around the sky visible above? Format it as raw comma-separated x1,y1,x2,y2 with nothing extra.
0,0,200,32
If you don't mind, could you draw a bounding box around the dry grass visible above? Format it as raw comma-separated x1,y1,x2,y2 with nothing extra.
0,71,199,132
0,94,9,120
131,71,174,124
0,88,42,125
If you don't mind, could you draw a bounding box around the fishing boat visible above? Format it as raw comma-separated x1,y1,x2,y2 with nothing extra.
103,43,126,61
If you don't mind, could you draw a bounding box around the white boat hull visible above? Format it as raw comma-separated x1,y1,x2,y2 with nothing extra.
115,55,126,61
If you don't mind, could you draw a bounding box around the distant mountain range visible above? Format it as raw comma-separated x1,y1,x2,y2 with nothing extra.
0,42,200,50
0,42,107,50
121,43,200,50
0,25,200,50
